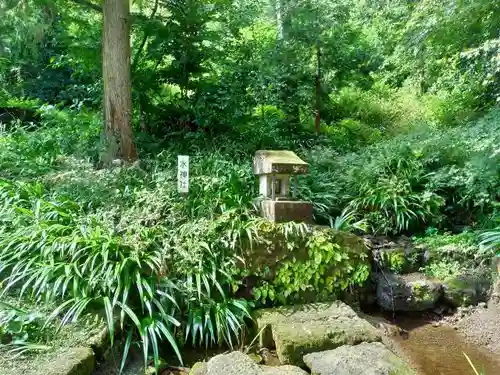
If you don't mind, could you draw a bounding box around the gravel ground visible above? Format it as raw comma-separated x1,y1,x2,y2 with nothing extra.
454,301,500,356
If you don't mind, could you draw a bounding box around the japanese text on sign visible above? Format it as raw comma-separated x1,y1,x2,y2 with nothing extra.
177,155,189,193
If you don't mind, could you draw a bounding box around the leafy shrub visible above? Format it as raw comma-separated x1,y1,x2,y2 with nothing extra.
349,177,444,234
251,229,371,305
0,177,253,370
0,301,48,352
421,260,465,280
480,228,500,256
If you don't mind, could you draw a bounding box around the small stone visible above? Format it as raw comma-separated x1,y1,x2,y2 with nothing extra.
432,322,441,327
248,353,263,364
478,302,487,309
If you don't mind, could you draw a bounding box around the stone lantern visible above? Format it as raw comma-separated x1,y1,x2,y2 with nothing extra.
253,150,313,223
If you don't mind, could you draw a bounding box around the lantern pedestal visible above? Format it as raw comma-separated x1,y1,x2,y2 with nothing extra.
260,200,313,223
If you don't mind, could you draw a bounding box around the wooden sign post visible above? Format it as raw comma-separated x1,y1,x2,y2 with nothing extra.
177,155,189,194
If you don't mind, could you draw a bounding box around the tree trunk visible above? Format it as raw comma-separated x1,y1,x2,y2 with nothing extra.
314,41,322,135
276,0,284,40
102,0,137,161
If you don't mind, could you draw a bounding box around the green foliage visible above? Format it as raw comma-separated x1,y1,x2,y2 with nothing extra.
421,260,464,280
349,177,444,235
480,228,500,256
0,301,48,350
0,150,256,371
380,251,406,274
413,230,495,281
1,0,500,371
252,230,370,305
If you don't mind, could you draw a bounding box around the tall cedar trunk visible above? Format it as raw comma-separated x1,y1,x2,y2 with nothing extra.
314,42,321,135
103,0,137,161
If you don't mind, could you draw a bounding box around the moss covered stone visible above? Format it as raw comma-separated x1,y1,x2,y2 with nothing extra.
253,301,381,366
189,362,208,375
377,272,442,312
195,352,307,375
303,342,416,375
38,347,95,375
442,272,491,307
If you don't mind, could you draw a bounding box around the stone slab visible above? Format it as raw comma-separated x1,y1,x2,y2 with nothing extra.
303,342,416,375
254,301,381,366
39,347,95,375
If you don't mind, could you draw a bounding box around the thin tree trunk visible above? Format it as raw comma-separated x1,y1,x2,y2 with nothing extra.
314,41,322,135
276,0,284,40
102,0,137,161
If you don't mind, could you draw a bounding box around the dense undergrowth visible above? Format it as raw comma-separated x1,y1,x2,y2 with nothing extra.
1,104,499,371
1,0,500,371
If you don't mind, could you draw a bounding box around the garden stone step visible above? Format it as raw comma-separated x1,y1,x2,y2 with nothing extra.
303,342,417,375
254,301,381,366
376,272,442,312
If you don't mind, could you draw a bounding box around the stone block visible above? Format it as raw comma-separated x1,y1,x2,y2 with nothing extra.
260,200,312,223
40,347,95,375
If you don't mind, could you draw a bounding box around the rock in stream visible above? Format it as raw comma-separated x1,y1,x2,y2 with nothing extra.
303,342,416,375
253,301,381,366
376,272,442,312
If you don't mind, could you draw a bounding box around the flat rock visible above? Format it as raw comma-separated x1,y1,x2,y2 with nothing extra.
377,272,442,312
303,342,416,375
207,352,260,375
39,347,95,375
254,301,381,366
196,352,307,375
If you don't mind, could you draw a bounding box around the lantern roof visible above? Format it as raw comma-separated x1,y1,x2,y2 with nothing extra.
253,150,308,175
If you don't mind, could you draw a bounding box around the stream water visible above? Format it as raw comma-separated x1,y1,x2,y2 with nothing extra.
391,317,500,375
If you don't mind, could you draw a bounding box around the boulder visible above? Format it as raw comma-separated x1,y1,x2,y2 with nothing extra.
207,352,260,375
303,342,416,375
364,235,427,274
254,301,381,366
193,352,307,375
442,272,491,307
377,272,442,312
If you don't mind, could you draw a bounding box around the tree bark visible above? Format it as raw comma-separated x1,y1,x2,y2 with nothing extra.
102,0,137,161
314,41,322,135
